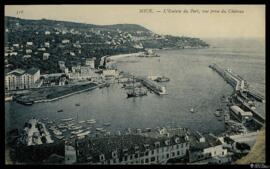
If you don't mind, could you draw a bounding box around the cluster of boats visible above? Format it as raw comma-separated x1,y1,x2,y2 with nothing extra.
225,120,247,134
21,118,54,146
41,117,112,142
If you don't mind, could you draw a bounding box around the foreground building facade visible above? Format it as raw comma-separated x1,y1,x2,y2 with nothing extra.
75,134,189,164
5,68,40,91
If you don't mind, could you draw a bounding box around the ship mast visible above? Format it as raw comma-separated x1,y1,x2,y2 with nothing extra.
132,75,135,94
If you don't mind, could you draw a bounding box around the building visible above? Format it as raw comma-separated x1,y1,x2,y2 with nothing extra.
26,42,33,46
70,52,76,56
58,61,66,71
103,69,118,78
26,49,32,54
69,65,98,80
230,105,253,123
75,134,189,164
9,52,18,56
5,68,40,90
38,48,46,51
13,44,19,48
43,53,50,60
85,58,95,69
23,55,31,59
45,31,51,35
65,146,77,164
188,133,228,163
44,42,50,48
62,39,70,44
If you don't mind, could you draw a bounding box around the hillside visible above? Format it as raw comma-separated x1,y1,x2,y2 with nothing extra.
4,16,209,74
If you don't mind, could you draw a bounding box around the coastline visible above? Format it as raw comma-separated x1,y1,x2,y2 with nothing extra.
107,52,145,61
34,84,100,103
15,82,100,105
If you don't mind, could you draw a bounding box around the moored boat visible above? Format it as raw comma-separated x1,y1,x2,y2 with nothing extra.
77,131,90,137
87,119,96,124
103,122,111,126
61,118,73,122
96,128,104,131
71,129,84,135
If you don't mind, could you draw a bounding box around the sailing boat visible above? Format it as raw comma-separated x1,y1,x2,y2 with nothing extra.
127,75,147,98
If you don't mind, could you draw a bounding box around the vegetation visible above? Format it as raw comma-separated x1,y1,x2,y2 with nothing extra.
5,16,209,74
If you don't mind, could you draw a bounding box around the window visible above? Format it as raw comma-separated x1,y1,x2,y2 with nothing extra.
151,150,154,155
145,158,149,163
222,151,224,156
151,157,155,162
176,144,179,149
172,152,175,157
145,151,149,156
177,151,180,155
141,159,144,163
167,154,169,158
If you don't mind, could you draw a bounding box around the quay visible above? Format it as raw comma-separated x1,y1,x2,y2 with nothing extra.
209,64,265,126
122,72,167,95
209,64,264,102
244,89,265,103
209,64,246,92
139,77,167,95
235,96,265,125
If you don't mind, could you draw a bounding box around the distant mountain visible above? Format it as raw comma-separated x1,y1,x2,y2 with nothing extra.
5,16,150,33
102,24,150,32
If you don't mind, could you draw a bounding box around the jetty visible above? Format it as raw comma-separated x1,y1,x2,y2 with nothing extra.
138,77,167,95
209,64,265,126
209,64,264,102
123,72,167,95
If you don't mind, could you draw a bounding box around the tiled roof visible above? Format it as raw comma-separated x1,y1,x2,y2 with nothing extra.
26,68,39,75
189,133,222,151
76,134,188,163
7,68,39,76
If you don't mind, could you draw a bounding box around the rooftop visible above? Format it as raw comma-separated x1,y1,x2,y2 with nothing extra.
189,133,222,151
76,134,188,162
7,68,39,76
230,105,252,116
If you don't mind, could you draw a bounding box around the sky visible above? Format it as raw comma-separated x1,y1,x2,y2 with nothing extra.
5,5,265,39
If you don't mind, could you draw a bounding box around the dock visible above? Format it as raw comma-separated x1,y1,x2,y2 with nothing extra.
209,64,265,126
122,72,167,95
137,77,167,95
244,89,265,103
235,96,265,124
209,64,264,102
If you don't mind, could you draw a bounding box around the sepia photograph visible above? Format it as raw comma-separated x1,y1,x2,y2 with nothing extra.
4,4,266,165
